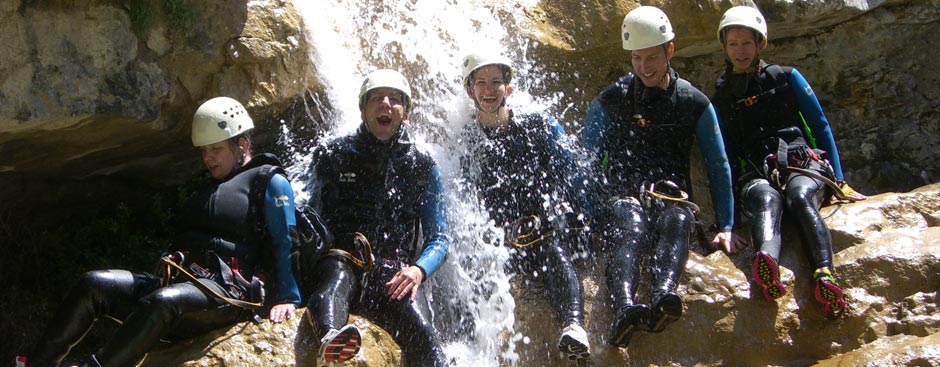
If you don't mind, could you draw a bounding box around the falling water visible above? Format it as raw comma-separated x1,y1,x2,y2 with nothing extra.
290,1,568,365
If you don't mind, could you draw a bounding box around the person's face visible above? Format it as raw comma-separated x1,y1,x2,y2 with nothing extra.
361,87,407,142
722,28,764,73
200,140,240,179
631,42,674,89
467,65,513,113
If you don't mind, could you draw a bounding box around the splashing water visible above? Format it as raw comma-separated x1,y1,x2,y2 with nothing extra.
291,1,568,365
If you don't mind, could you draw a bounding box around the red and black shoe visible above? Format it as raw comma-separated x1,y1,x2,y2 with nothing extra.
318,324,362,366
752,251,787,302
814,267,846,319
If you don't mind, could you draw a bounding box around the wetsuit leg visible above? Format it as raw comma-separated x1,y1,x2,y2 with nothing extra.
360,266,449,367
604,198,650,311
784,173,833,270
95,279,239,367
647,204,694,333
741,179,785,259
306,257,360,338
28,270,162,367
649,204,694,298
539,236,585,327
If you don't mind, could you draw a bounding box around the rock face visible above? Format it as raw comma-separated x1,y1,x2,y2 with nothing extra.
0,0,312,187
141,184,940,366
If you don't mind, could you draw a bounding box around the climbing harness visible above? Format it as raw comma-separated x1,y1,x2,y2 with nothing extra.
639,180,700,213
321,232,375,272
159,254,264,310
507,214,588,248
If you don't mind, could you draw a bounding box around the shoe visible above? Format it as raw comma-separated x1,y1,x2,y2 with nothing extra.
814,267,846,319
558,323,591,360
318,324,362,366
608,304,651,348
648,292,682,333
752,251,787,302
15,356,26,367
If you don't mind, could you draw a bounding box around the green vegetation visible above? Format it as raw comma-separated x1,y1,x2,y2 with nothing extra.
126,0,201,40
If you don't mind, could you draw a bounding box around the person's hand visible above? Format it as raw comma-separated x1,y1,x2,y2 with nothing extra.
385,265,424,302
268,303,295,323
712,230,749,254
838,181,868,202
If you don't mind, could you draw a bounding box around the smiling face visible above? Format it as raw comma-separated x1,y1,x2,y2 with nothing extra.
466,64,513,113
722,27,764,73
200,139,242,179
361,87,407,141
631,42,674,89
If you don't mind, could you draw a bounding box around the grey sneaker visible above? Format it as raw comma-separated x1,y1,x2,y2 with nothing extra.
558,323,591,360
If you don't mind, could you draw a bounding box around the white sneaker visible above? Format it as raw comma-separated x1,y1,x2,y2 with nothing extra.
318,324,362,367
558,323,591,360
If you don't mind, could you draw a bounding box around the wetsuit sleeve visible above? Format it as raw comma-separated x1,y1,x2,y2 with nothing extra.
263,173,301,306
545,117,591,214
579,98,611,216
415,165,449,278
695,104,735,231
790,68,845,180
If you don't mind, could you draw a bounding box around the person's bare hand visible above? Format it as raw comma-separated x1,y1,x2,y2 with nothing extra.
385,265,424,302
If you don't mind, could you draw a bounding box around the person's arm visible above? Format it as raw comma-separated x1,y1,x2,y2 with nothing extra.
789,69,844,180
579,98,611,216
545,117,591,219
262,173,301,320
694,103,735,232
386,165,449,302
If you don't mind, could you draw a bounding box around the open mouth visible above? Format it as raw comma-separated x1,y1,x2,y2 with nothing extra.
642,72,655,78
377,116,392,125
481,96,498,103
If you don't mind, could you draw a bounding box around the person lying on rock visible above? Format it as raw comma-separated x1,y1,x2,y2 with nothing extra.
581,6,736,349
16,97,301,367
302,69,451,367
455,50,592,361
711,5,867,318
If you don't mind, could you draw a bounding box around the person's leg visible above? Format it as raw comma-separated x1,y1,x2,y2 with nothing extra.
604,197,653,347
741,179,787,301
361,267,449,367
785,173,845,317
540,237,589,359
305,257,362,363
648,204,694,333
27,270,161,367
94,279,237,367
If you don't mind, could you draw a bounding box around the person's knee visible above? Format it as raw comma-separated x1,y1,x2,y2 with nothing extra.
139,288,185,322
785,185,816,208
609,197,646,232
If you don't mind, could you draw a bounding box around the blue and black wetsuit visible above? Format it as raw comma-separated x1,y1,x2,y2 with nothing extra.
712,62,845,271
462,110,587,329
304,123,449,367
583,68,734,320
28,153,300,367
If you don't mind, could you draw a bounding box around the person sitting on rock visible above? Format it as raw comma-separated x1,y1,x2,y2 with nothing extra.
711,6,867,318
16,97,301,367
581,6,736,348
303,69,451,367
455,51,592,361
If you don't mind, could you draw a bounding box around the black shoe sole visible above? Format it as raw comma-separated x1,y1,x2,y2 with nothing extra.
649,294,682,333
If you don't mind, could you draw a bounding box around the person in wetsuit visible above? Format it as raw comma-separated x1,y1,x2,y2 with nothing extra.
582,6,737,348
303,69,450,367
457,51,591,361
712,6,867,318
17,97,300,367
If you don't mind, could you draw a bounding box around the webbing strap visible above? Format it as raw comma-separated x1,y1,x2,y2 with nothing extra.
160,256,263,310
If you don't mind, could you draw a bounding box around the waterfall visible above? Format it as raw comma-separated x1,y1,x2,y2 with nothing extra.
291,1,568,365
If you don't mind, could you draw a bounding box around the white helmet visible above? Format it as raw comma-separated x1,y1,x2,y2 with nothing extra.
622,6,675,51
461,51,514,87
358,69,412,111
191,97,254,147
717,6,767,45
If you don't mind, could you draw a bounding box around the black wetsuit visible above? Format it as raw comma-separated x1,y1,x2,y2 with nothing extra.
712,63,843,269
304,124,449,367
582,69,733,317
27,154,300,367
462,111,586,328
